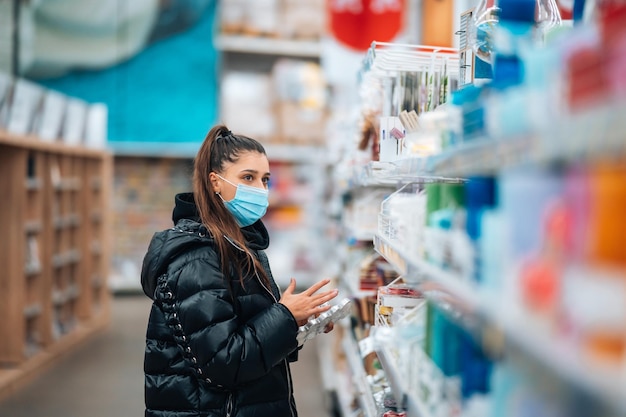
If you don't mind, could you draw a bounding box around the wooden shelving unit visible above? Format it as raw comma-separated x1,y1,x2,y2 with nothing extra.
0,131,112,398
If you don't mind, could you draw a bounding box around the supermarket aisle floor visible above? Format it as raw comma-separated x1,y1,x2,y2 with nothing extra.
0,295,330,417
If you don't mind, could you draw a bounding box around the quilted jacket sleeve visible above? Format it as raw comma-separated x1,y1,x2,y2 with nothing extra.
155,251,299,389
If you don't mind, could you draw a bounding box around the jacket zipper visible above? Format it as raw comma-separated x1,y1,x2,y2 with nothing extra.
285,358,296,417
254,268,296,417
256,273,277,303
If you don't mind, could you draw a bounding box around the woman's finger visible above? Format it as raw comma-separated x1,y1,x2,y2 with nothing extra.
311,289,338,304
304,279,330,296
283,278,296,295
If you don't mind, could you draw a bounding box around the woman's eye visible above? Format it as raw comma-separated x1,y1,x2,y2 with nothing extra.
262,177,270,185
243,175,253,181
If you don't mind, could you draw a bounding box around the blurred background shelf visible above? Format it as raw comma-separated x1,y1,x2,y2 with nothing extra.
215,35,321,58
0,131,112,398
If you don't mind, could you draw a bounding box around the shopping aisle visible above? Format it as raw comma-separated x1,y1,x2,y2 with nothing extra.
0,295,331,417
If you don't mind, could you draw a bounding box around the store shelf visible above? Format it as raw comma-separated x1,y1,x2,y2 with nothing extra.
374,233,626,415
375,345,432,417
428,99,626,177
375,345,407,413
1,130,111,392
24,220,42,234
343,160,466,193
215,35,321,58
24,178,41,191
374,234,478,309
0,130,108,158
356,100,626,181
498,310,626,416
341,331,379,417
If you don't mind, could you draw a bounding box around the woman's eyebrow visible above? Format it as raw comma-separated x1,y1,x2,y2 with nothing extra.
239,169,271,176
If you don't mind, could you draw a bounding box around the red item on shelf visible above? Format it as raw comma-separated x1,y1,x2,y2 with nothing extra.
520,259,560,313
599,1,626,47
328,0,405,51
566,47,610,110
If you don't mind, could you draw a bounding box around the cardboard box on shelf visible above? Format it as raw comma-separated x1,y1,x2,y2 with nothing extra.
272,59,327,145
221,71,277,143
220,0,247,34
276,101,326,145
242,0,280,37
280,1,325,40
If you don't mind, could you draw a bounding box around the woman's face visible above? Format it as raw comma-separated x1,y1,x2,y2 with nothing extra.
210,151,270,201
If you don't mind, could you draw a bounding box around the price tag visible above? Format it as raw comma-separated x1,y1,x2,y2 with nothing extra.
358,336,375,357
379,116,406,162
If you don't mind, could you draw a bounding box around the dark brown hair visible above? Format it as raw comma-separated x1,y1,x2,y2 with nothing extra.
193,124,269,287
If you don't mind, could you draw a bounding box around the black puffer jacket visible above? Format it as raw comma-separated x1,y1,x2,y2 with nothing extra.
141,193,300,417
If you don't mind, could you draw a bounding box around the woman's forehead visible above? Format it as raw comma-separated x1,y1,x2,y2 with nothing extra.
222,151,269,173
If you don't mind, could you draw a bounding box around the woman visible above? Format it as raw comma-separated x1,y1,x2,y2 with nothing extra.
141,125,338,417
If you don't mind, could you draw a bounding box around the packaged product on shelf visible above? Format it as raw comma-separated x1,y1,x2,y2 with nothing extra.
84,103,108,149
280,0,325,40
378,116,407,161
272,59,327,145
379,183,427,258
7,78,44,136
358,253,399,292
561,266,626,364
242,0,280,37
219,0,247,34
62,98,88,146
403,109,451,157
220,72,275,142
375,282,426,328
37,91,67,142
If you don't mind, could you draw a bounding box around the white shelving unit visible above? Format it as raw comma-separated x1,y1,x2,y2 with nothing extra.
360,93,626,416
341,329,379,417
376,345,435,417
215,35,321,58
324,29,626,411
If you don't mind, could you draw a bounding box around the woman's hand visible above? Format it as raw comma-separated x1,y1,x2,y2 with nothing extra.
279,278,338,324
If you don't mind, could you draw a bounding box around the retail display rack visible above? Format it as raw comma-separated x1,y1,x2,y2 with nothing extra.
325,13,626,413
0,131,112,399
371,96,626,417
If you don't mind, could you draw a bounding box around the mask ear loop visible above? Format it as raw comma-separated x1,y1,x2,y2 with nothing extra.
223,234,260,280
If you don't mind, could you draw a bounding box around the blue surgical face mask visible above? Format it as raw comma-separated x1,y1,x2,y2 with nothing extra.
216,174,269,227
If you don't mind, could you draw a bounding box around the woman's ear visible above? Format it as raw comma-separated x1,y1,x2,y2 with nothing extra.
209,172,221,194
